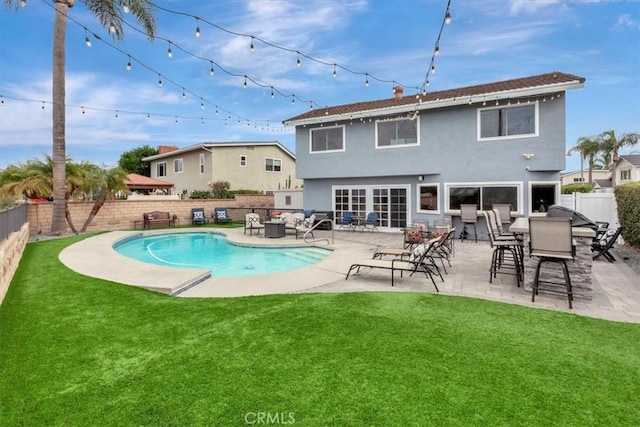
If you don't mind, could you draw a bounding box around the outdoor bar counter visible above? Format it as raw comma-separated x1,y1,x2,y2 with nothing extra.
510,217,596,300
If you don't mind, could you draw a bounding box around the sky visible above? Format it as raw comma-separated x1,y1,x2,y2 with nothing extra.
1,0,639,173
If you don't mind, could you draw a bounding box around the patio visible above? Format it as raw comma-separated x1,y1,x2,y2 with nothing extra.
59,227,640,323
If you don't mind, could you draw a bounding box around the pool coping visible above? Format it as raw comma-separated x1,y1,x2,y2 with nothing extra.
58,228,375,297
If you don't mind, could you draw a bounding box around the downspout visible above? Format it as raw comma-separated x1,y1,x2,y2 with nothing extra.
201,145,214,190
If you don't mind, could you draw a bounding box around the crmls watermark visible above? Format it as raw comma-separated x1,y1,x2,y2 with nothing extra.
244,411,295,425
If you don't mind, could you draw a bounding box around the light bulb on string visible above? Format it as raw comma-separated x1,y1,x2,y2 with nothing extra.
147,113,150,119
175,116,178,124
201,118,204,125
115,110,119,119
158,74,163,88
121,1,129,13
195,18,201,38
84,29,92,47
291,96,295,104
445,10,451,24
126,55,131,70
431,64,436,74
250,37,255,53
296,52,301,67
167,42,173,58
109,24,116,34
332,64,337,78
434,45,440,56
200,99,205,109
209,61,215,76
41,101,45,110
270,87,274,98
365,74,369,87
182,89,186,99
243,76,247,88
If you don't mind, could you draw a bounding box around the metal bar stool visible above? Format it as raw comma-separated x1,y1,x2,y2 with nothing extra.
459,204,478,243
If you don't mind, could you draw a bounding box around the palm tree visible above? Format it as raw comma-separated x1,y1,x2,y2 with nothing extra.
596,130,640,169
570,136,602,184
79,166,129,232
4,0,156,235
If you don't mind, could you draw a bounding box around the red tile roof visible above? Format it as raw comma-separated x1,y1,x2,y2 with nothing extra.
124,173,174,190
284,71,585,124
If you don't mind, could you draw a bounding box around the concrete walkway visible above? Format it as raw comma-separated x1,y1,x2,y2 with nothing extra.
59,227,640,323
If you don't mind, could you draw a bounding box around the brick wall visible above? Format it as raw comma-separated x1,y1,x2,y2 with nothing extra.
27,195,274,235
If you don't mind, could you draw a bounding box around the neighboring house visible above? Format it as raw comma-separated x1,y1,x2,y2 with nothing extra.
142,141,302,195
283,71,585,231
560,169,610,186
612,154,640,188
592,178,613,193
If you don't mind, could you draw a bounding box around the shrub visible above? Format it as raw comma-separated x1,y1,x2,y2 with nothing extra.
614,182,640,248
561,183,594,194
209,181,232,199
189,190,211,199
231,189,262,196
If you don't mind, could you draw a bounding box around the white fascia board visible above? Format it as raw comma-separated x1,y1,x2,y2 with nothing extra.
284,80,584,127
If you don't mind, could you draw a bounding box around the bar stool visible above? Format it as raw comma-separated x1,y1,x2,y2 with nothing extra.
483,211,522,287
459,204,478,243
492,203,512,228
528,217,575,309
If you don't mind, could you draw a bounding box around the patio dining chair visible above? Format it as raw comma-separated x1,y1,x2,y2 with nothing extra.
529,217,575,308
360,212,378,231
213,207,232,224
459,204,478,243
337,211,355,230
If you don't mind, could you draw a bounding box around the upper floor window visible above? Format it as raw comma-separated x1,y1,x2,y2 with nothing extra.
266,158,282,172
174,158,183,174
310,125,344,153
376,118,419,148
199,153,205,174
620,169,631,180
240,155,247,167
157,162,166,178
478,104,537,140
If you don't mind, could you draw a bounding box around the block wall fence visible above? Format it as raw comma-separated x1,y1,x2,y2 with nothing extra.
26,195,275,235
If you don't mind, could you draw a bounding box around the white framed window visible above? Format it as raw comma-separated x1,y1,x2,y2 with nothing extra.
376,117,419,148
266,158,282,172
310,125,345,153
333,184,411,229
199,153,205,174
528,181,560,216
572,177,584,183
156,162,166,178
444,182,523,214
417,183,440,214
240,155,247,167
478,103,538,140
620,169,631,181
174,158,183,174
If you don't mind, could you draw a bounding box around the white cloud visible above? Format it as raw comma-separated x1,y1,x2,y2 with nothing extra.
510,0,563,15
614,14,640,29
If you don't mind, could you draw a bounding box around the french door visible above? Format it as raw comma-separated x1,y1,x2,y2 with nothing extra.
333,185,409,229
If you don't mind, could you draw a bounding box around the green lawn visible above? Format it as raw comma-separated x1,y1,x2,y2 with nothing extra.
1,235,639,426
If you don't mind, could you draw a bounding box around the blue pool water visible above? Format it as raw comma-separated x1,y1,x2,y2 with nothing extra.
114,232,329,277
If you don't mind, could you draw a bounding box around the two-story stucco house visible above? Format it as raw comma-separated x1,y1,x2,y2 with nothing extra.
612,154,640,188
283,71,585,233
143,141,302,195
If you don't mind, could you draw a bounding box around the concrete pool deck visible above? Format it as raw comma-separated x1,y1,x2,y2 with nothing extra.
59,227,640,323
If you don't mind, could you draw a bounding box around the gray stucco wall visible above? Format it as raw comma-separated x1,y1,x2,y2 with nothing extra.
296,96,567,232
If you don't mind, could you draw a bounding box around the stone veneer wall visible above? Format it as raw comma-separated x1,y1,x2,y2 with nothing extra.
0,223,29,305
522,235,593,300
26,195,274,235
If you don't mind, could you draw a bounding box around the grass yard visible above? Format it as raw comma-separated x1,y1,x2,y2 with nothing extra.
1,235,639,426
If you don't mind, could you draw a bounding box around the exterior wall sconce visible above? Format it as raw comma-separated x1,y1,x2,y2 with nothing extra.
418,175,424,181
523,153,535,160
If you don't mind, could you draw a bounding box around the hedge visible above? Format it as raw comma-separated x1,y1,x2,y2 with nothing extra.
614,182,640,248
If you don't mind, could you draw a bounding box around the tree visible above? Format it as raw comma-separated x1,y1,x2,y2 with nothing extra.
570,136,601,184
118,145,159,176
79,166,129,232
4,0,156,235
596,130,640,169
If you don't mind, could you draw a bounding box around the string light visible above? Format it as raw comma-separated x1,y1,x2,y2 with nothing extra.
121,1,129,13
296,52,301,67
332,64,337,78
167,42,173,58
365,74,369,87
41,101,45,110
195,18,201,38
109,23,116,34
200,98,205,109
126,55,132,70
271,87,275,98
445,10,452,24
434,45,440,56
84,29,92,47
181,89,186,99
431,65,436,74
158,74,163,88
250,37,255,53
209,61,215,76
243,76,247,88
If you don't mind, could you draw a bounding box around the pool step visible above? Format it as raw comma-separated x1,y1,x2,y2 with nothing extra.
281,248,329,264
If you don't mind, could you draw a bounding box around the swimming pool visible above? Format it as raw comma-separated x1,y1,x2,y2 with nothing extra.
114,232,330,277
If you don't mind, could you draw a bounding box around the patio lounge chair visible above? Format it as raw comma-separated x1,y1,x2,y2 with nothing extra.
346,239,441,290
295,214,316,239
191,207,207,225
591,226,623,262
244,213,265,235
213,207,232,224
